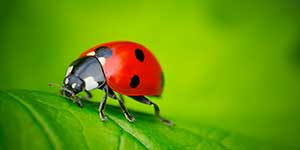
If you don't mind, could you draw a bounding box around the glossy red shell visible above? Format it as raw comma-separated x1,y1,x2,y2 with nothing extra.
80,41,163,96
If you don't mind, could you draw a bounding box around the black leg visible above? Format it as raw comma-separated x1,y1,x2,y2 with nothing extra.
75,97,83,108
70,95,83,108
84,90,92,99
105,87,135,122
130,96,174,125
118,94,135,122
99,86,108,121
107,88,117,99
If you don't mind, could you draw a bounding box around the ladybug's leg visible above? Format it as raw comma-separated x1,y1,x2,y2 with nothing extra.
84,90,92,99
105,87,135,122
130,96,174,125
99,86,108,121
107,88,117,99
117,94,135,122
72,96,83,108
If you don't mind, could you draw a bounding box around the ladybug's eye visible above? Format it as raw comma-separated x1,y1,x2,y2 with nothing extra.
95,46,112,58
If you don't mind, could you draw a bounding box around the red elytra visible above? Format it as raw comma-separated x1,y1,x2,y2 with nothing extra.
80,41,163,96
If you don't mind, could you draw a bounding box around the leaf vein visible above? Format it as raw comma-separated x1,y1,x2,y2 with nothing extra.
107,116,149,150
5,91,61,149
178,127,230,150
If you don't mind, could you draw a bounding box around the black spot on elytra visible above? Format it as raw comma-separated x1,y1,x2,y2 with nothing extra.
135,49,144,62
95,46,112,58
130,75,140,88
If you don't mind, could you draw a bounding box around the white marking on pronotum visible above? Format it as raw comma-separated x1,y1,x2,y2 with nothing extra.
98,57,106,65
86,51,96,56
64,78,69,84
65,66,73,77
72,83,77,89
83,76,99,90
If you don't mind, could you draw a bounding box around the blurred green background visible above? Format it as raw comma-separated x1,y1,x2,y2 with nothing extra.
1,0,300,148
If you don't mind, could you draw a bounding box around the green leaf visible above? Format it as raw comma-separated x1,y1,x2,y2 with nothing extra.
0,90,293,150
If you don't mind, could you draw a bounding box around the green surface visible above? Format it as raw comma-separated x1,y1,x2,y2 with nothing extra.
1,0,300,149
0,90,291,150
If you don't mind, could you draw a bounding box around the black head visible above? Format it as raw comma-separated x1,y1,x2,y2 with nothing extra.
61,56,106,98
61,75,84,97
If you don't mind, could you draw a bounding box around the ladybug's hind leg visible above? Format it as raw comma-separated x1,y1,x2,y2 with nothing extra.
130,96,174,125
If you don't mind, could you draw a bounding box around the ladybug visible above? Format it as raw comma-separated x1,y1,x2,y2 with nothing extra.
60,41,172,125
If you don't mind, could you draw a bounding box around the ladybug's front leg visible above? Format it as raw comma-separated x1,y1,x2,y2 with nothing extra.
84,90,93,100
71,95,83,108
98,86,108,121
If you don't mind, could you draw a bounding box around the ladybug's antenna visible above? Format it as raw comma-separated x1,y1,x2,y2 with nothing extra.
48,82,74,96
48,82,61,87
